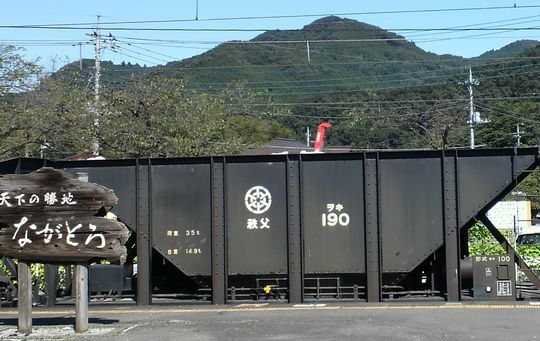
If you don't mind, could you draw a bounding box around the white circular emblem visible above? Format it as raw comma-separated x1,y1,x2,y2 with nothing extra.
244,186,272,214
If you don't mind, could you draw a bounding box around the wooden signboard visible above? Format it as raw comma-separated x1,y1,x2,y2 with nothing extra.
0,167,128,263
0,167,129,334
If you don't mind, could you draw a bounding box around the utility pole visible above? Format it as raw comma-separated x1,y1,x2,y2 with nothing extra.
93,15,101,156
71,42,84,71
78,42,83,71
306,41,311,63
86,16,117,156
461,67,480,149
513,123,524,147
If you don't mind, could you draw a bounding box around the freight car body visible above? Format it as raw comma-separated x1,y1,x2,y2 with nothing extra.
1,148,538,304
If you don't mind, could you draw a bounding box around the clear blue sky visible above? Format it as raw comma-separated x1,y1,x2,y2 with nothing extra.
2,0,540,70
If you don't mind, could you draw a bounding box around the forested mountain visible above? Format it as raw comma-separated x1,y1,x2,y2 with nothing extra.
62,17,467,89
5,15,540,157
51,16,537,149
163,16,459,85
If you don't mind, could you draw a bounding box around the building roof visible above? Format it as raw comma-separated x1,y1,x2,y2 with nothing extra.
244,138,351,155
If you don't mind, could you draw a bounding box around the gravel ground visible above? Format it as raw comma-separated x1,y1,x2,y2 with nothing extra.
1,302,540,340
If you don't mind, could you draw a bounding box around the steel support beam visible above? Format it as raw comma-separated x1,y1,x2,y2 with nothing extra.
211,158,227,305
136,160,152,305
443,153,461,301
287,157,303,303
365,155,381,302
479,215,540,291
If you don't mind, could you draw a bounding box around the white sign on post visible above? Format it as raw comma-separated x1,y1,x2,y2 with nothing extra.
486,200,531,232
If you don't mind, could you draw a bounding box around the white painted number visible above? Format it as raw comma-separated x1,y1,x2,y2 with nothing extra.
322,202,350,227
322,213,350,227
498,255,511,262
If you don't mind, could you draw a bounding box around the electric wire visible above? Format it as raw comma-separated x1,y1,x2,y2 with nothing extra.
3,5,540,27
115,39,179,61
114,44,170,63
475,102,540,124
185,63,539,93
97,55,540,72
179,54,538,89
110,50,160,66
5,25,540,32
403,14,540,39
224,95,539,108
223,69,540,97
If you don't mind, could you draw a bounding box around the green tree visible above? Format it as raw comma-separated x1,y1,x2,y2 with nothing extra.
0,44,41,95
98,76,292,158
0,45,44,157
468,223,506,256
477,101,540,148
21,71,95,159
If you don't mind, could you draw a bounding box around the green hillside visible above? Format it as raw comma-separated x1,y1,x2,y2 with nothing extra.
52,16,465,92
28,16,540,152
164,16,462,88
477,40,539,59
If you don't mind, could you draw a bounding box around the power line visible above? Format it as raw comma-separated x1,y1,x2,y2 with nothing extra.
3,7,539,73
3,25,540,32
116,39,179,61
231,102,464,117
415,25,540,44
184,58,519,86
59,52,538,99
81,34,540,51
98,55,540,72
115,44,170,63
228,69,540,97
225,95,539,108
475,102,540,124
3,5,540,27
90,61,540,102
403,14,540,39
182,55,538,88
187,63,539,92
111,50,160,66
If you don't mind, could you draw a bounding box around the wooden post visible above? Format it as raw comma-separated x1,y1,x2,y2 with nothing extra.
45,264,58,307
18,261,32,334
75,264,89,333
66,265,73,298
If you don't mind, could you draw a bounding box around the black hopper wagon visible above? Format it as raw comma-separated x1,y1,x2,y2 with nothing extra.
0,147,538,305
